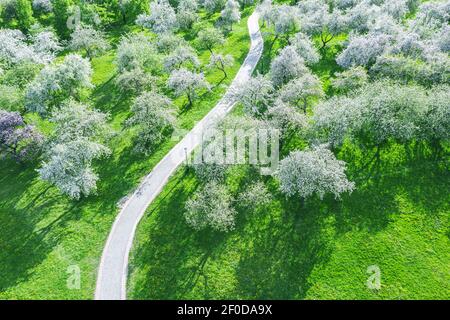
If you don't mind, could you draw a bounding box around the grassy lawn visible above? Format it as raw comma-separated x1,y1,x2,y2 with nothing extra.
0,9,252,299
127,19,450,299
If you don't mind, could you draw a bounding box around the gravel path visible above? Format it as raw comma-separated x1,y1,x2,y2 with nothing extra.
95,11,263,300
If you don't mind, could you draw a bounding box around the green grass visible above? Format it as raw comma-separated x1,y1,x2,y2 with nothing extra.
127,14,450,300
128,144,450,299
0,9,251,299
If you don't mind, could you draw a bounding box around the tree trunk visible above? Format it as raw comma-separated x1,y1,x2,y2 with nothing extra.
320,33,334,50
268,34,279,59
187,92,193,108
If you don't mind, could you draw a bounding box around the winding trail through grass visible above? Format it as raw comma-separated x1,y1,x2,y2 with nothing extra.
95,11,263,300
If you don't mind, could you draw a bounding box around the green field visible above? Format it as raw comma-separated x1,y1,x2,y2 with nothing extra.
0,9,252,299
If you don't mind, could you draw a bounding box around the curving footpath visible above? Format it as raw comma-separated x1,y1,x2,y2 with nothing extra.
95,11,263,300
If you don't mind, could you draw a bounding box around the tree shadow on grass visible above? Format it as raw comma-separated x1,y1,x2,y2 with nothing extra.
0,159,82,291
234,193,335,299
90,74,130,116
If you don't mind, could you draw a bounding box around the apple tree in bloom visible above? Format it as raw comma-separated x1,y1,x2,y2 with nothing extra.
355,81,429,147
32,0,53,13
184,181,237,232
221,0,240,31
115,68,156,95
336,33,392,68
370,53,450,87
116,33,159,72
311,94,362,147
25,54,93,115
331,66,368,94
30,30,63,63
0,28,61,67
277,145,355,203
266,102,307,142
0,110,43,162
237,181,272,211
125,91,176,154
419,85,450,152
202,0,226,14
265,4,299,53
233,73,274,117
297,0,348,49
163,45,200,72
276,71,323,113
136,0,178,34
38,100,111,199
289,32,320,66
269,45,307,87
408,1,450,39
196,27,225,53
177,0,199,30
68,24,110,59
38,139,110,199
156,33,187,54
312,81,431,149
208,53,234,78
168,68,210,107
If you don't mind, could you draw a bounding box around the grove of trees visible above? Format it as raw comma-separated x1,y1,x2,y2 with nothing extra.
186,0,450,233
0,0,240,200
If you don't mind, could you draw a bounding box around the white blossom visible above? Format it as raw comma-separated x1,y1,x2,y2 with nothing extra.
311,95,362,147
297,0,330,36
237,181,272,209
32,0,52,12
50,99,110,144
156,33,187,54
163,45,200,72
221,0,241,29
25,54,93,115
115,68,156,95
68,24,110,59
38,138,110,199
278,145,355,200
38,100,111,199
233,73,274,117
336,32,392,68
196,27,225,53
30,30,62,63
289,32,320,65
420,85,450,142
116,33,159,72
266,4,299,38
276,71,323,113
168,68,210,106
331,66,368,93
0,29,58,66
202,0,226,14
126,91,175,154
177,0,199,29
136,0,178,34
266,102,307,139
270,45,307,87
208,53,234,78
312,81,431,147
184,181,236,232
